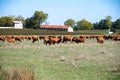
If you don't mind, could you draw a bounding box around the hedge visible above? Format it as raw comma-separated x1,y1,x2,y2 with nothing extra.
0,29,119,35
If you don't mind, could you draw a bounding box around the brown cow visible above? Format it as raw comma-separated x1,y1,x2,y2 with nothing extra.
72,36,86,43
44,36,50,45
0,36,6,42
62,35,73,43
103,35,112,40
6,36,15,43
113,35,120,41
49,36,62,45
96,36,104,43
14,36,22,42
32,36,39,43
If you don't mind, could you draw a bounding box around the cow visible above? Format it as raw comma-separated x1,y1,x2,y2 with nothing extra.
49,36,62,45
96,36,104,43
103,35,112,40
62,35,73,43
14,36,22,42
72,36,86,43
43,36,50,45
113,35,120,41
32,36,39,43
6,36,15,43
0,36,6,42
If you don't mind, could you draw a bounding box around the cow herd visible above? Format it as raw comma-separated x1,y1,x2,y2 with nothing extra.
0,35,120,45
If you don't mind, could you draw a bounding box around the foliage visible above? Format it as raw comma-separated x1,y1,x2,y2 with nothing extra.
0,16,13,26
112,18,120,29
93,16,112,30
0,29,106,35
64,18,75,27
77,19,93,30
25,11,48,29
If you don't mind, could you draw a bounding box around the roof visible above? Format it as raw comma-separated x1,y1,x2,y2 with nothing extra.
40,25,69,29
13,21,22,24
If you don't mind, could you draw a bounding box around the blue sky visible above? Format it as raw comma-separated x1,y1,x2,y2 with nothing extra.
0,0,120,25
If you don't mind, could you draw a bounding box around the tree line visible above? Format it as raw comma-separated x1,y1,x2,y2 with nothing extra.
0,10,120,31
64,16,120,32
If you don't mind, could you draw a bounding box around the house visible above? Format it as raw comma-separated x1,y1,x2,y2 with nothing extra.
0,21,23,29
12,21,23,29
105,29,113,34
68,26,73,32
40,24,73,32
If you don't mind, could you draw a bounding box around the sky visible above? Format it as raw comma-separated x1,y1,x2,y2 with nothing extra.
0,0,120,25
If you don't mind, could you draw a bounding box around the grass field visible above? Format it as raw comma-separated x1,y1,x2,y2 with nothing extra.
0,38,120,80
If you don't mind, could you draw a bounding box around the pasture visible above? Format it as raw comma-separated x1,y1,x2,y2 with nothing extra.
0,36,120,80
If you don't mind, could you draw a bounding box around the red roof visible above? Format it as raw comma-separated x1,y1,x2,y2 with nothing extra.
40,25,69,29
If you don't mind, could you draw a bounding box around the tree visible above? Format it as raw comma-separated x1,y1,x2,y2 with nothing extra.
64,19,75,27
0,16,13,26
94,16,112,30
4,16,13,26
77,19,93,30
0,17,6,26
15,15,25,22
93,22,99,29
112,18,120,30
25,10,48,29
106,15,112,21
105,15,112,29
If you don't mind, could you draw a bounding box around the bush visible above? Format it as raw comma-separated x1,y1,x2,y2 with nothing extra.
0,29,106,35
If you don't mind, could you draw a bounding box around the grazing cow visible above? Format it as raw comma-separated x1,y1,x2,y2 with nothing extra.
6,36,15,43
14,36,22,42
113,35,120,41
57,36,62,44
103,35,112,40
0,36,6,42
49,36,62,45
39,36,45,40
32,36,39,43
72,36,86,43
96,36,104,43
44,37,50,45
28,36,32,40
62,35,73,43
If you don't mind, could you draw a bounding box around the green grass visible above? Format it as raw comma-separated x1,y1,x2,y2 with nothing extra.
0,39,120,80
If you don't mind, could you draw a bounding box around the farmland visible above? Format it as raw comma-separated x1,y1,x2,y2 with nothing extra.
0,36,120,80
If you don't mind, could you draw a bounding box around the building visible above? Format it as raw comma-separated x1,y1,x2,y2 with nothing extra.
40,24,73,32
12,21,23,29
0,21,23,29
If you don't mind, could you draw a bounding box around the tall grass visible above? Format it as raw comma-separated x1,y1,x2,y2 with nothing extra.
0,67,35,80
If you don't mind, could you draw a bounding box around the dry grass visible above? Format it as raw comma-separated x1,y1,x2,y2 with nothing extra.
0,68,35,80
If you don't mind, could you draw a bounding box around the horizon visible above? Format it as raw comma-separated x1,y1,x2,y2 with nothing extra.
0,0,120,25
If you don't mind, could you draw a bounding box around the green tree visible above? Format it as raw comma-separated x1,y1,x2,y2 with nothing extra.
93,22,99,29
25,10,48,29
0,16,13,26
112,18,120,29
95,16,112,30
15,15,25,22
64,19,75,27
4,16,13,26
77,19,93,30
105,15,112,29
0,17,6,26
